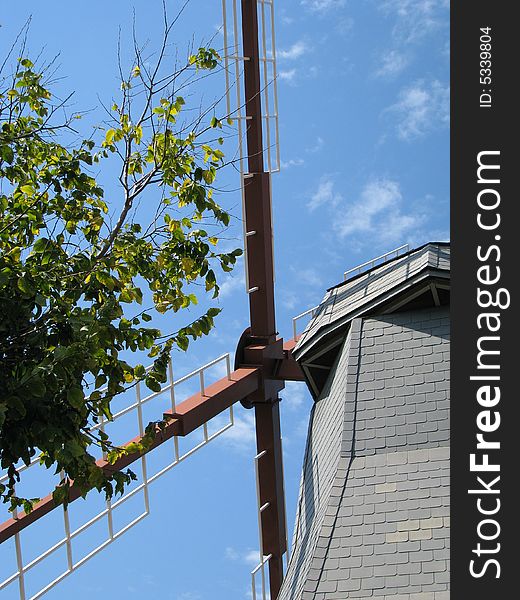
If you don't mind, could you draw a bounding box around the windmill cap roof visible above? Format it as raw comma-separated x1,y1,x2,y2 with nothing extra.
294,241,450,365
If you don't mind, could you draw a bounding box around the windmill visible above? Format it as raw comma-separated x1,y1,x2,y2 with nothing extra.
0,2,302,599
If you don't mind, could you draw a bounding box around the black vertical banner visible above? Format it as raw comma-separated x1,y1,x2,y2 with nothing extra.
452,2,518,598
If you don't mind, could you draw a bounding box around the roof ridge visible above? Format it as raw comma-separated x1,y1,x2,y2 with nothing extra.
326,241,450,292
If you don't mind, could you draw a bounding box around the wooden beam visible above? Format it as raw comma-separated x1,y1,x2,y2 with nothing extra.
165,367,259,434
255,399,286,596
430,283,441,306
240,1,288,596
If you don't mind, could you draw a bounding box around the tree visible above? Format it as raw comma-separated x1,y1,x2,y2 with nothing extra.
0,17,241,513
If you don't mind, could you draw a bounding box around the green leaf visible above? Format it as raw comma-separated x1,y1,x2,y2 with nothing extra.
119,288,133,303
205,269,216,292
17,277,35,295
67,387,85,409
65,439,85,458
22,498,39,514
0,268,11,288
0,404,7,428
0,145,14,164
176,334,189,351
52,484,70,506
148,345,160,358
95,271,115,291
134,364,146,379
28,379,46,398
7,396,25,418
105,129,116,144
33,238,50,253
145,376,161,393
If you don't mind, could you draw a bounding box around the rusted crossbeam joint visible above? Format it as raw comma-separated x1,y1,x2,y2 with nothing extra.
238,338,285,408
273,338,305,382
234,332,304,408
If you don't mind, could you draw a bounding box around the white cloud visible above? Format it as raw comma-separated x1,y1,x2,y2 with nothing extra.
334,178,425,245
381,0,449,43
389,79,449,140
278,41,309,60
280,289,298,311
306,136,325,154
294,416,311,438
225,546,261,566
281,381,308,410
279,69,297,83
374,2,448,79
243,550,261,566
281,157,304,169
298,268,323,288
219,272,245,298
335,179,400,237
302,0,346,13
207,358,231,380
225,546,239,560
225,547,273,600
375,49,409,78
307,176,342,212
219,411,256,451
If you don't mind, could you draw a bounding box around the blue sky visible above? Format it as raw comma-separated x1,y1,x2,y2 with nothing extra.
0,1,449,598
